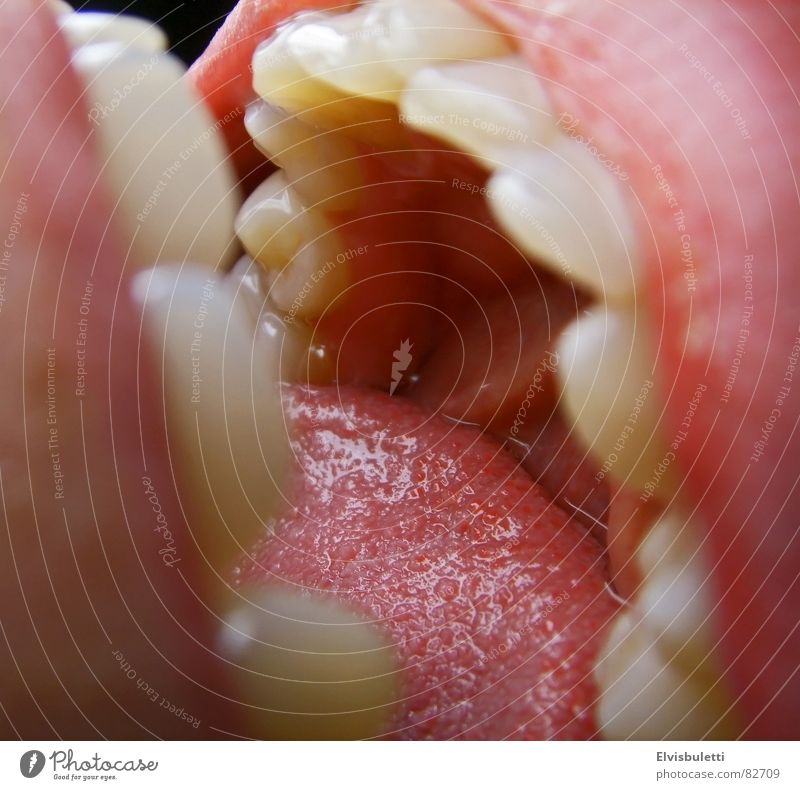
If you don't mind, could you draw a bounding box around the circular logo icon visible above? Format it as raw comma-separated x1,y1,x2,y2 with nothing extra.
19,750,45,779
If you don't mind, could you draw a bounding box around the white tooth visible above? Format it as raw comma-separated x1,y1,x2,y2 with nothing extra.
636,509,717,665
252,18,402,147
59,12,168,54
400,56,555,165
278,0,509,100
227,256,323,383
245,102,312,170
252,14,346,113
220,587,397,739
555,307,671,491
245,102,362,212
595,608,734,739
268,241,348,318
278,6,401,100
235,172,347,317
236,171,306,263
227,255,273,324
596,504,738,739
133,266,286,567
487,138,638,298
378,0,510,80
73,46,239,271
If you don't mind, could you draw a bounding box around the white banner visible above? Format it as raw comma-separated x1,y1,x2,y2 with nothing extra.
0,741,795,789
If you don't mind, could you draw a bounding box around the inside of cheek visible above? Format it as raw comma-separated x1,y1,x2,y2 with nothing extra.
233,100,609,536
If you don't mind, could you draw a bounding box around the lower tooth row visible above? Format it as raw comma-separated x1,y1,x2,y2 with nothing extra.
553,306,733,735
62,10,239,271
245,102,363,212
137,261,368,738
595,508,738,739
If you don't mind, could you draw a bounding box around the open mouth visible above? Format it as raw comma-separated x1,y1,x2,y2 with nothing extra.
3,0,799,740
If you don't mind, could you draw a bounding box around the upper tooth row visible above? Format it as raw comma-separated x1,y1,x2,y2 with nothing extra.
235,170,348,317
251,0,639,300
254,0,509,103
60,10,239,271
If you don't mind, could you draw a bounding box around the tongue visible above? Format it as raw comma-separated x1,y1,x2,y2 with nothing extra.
237,385,618,739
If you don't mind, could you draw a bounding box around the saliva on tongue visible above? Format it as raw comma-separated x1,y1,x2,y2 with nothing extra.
235,384,618,739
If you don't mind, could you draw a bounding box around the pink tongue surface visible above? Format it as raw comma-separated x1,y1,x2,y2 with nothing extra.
237,385,618,739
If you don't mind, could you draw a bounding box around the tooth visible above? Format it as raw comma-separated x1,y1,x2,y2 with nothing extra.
220,587,398,739
235,172,305,263
227,256,334,384
487,139,638,299
245,102,315,170
636,509,717,666
596,507,738,739
73,46,239,271
133,266,286,568
282,0,509,99
378,0,511,81
245,102,362,212
252,20,402,147
274,5,401,100
252,14,347,113
58,11,168,54
595,608,735,739
227,255,275,324
555,308,673,491
400,57,555,166
235,172,348,317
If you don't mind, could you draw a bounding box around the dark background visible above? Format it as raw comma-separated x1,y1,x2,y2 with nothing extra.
74,0,239,64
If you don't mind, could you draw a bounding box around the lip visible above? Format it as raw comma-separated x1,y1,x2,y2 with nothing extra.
2,0,799,739
0,0,227,738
